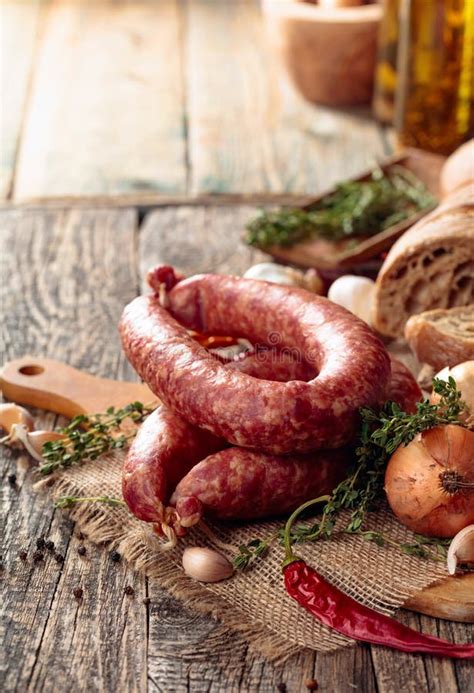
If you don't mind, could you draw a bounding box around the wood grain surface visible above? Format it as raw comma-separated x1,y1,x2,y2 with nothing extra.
13,0,187,199
2,206,473,693
0,0,43,198
3,0,391,202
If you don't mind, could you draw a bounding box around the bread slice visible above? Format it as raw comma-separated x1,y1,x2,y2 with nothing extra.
372,201,474,337
404,306,474,371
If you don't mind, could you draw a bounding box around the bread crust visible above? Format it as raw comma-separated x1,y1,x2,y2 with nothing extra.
372,202,474,337
405,306,474,371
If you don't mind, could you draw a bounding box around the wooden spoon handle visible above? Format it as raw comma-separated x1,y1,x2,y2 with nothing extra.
0,356,156,418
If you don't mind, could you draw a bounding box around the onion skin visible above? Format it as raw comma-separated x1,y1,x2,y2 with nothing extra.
384,425,474,538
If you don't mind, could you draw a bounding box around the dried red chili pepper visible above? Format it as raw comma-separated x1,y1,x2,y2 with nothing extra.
282,498,474,659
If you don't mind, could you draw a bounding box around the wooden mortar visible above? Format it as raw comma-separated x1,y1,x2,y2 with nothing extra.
261,0,382,106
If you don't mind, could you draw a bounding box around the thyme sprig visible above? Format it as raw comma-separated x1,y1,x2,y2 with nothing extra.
39,401,156,475
245,166,435,249
55,495,126,509
234,377,466,569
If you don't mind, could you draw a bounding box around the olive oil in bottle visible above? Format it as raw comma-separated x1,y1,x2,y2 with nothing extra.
373,0,401,123
395,0,474,154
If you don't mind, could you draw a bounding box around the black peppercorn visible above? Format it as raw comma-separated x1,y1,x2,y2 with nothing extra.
54,553,64,564
142,597,151,606
36,537,45,550
7,473,17,485
110,551,121,563
77,532,85,540
45,540,55,551
18,550,28,561
77,545,86,556
124,585,135,596
73,587,83,600
32,551,44,563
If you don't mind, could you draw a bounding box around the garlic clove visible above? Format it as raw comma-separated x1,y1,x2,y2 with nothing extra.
8,424,64,463
27,430,65,454
327,275,375,324
0,403,35,437
243,263,323,294
447,525,474,575
182,546,234,583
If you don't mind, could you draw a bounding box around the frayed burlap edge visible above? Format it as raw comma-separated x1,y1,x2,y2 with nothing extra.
37,473,310,664
31,449,455,664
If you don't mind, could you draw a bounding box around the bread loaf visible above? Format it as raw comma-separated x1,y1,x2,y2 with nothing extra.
372,142,474,338
405,306,474,371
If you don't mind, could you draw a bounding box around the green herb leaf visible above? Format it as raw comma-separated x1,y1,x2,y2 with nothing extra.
245,167,435,249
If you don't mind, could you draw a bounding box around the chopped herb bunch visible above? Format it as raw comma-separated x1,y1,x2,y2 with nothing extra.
39,401,156,475
245,166,435,249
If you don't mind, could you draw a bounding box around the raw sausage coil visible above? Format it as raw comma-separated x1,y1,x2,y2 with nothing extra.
120,269,391,453
123,347,419,543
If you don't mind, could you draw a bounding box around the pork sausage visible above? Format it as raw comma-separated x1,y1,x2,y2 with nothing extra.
123,353,419,537
123,349,312,525
170,447,348,527
122,406,224,525
120,269,391,452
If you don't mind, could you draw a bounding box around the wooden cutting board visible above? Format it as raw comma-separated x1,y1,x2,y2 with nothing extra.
1,355,473,623
258,148,445,271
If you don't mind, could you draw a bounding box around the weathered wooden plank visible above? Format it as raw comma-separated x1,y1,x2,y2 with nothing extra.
13,1,187,200
139,205,269,287
146,587,317,693
185,0,389,195
0,192,316,211
0,0,44,199
0,208,147,691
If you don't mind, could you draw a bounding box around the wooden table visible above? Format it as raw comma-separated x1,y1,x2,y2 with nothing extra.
2,0,393,204
1,202,473,693
1,1,473,690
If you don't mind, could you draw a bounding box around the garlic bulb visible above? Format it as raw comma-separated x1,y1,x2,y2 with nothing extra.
243,263,323,294
327,275,375,324
0,403,35,438
431,361,474,419
182,547,234,583
447,525,474,575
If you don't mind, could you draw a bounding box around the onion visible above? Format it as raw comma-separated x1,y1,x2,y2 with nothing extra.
384,425,474,537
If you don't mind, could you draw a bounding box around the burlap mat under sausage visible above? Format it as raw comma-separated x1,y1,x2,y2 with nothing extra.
35,449,450,663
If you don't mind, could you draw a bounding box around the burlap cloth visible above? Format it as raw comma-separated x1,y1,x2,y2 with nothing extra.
36,448,451,663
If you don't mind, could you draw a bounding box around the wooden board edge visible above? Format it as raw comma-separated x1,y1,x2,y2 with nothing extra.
404,572,474,623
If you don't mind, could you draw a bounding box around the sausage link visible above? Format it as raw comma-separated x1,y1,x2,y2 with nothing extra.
120,270,391,452
122,406,224,524
123,349,312,524
170,447,348,527
123,352,419,538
